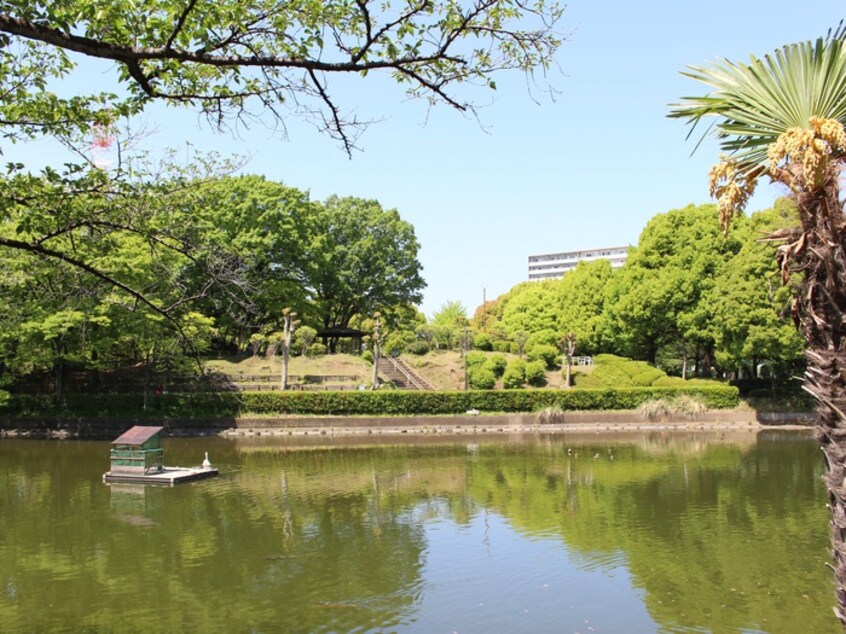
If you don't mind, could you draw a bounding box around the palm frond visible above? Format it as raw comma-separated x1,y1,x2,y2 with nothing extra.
669,35,846,175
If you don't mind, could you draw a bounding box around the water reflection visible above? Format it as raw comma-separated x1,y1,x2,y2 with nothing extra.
0,430,835,633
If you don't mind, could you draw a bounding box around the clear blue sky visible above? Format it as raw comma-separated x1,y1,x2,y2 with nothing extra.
11,1,845,318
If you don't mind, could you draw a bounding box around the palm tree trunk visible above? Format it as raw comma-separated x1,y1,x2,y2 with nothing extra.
788,176,846,625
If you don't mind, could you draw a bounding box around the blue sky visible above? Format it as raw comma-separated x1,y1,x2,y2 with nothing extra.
10,1,845,318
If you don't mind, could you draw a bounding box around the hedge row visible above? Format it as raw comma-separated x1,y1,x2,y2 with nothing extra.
4,385,739,419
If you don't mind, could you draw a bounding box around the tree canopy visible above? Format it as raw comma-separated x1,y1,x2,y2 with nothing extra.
0,0,565,153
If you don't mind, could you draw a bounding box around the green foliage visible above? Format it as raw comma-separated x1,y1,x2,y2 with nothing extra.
557,259,615,354
600,204,742,364
502,358,526,389
473,333,493,351
0,0,565,155
305,196,425,334
524,361,547,387
593,355,665,386
361,350,374,364
0,389,9,409
429,301,469,350
307,343,327,357
467,366,496,390
492,340,512,353
405,341,430,355
293,326,318,356
465,351,488,368
487,354,508,378
573,355,726,391
5,385,739,418
526,343,559,369
499,281,560,341
526,329,559,349
708,201,805,376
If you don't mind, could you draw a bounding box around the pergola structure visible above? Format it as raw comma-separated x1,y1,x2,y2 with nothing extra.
316,326,367,354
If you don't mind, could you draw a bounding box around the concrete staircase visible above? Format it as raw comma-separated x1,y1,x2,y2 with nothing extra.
378,357,435,390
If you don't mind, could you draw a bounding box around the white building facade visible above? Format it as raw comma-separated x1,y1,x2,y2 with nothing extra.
528,246,629,281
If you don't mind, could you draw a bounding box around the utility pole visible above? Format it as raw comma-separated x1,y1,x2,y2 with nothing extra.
463,325,469,390
482,287,487,333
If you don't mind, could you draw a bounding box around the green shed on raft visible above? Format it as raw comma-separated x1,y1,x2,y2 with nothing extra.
109,426,164,475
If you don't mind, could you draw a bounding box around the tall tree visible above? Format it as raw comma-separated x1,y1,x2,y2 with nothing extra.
555,259,614,355
430,300,469,350
303,196,425,334
499,280,559,342
709,201,805,378
602,204,741,370
0,0,565,360
171,175,317,346
670,31,846,625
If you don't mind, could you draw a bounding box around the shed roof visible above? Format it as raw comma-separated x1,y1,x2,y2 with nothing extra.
112,426,164,446
316,326,366,338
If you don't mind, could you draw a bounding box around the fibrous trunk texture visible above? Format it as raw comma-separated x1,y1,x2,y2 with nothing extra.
786,172,846,625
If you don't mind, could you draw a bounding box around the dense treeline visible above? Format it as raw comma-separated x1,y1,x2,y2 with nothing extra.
424,200,804,382
0,173,424,401
0,178,803,404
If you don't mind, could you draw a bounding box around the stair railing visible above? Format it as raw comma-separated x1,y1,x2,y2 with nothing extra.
384,357,431,390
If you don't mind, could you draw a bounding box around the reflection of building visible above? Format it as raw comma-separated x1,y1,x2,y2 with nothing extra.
528,246,629,281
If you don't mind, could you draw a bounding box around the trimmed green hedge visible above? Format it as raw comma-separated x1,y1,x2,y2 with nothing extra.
4,385,739,419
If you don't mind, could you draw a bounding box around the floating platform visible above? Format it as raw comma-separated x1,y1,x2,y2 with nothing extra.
103,466,219,486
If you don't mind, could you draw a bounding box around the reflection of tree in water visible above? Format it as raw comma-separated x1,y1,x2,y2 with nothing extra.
0,441,434,633
463,432,836,633
1,435,837,633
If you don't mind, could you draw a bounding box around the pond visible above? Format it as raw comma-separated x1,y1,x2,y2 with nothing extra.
0,429,837,633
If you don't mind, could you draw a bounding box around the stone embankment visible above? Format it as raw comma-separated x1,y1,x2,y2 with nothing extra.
0,410,814,440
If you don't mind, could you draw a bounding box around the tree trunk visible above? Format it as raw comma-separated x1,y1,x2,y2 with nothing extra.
786,177,846,625
54,357,63,404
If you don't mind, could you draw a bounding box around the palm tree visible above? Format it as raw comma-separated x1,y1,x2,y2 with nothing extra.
669,29,846,626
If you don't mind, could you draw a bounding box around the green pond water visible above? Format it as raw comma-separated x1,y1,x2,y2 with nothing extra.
0,430,837,633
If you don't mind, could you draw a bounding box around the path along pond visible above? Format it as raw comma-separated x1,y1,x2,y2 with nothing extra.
0,429,837,633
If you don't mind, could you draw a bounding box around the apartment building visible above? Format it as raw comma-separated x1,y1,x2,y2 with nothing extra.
527,246,629,281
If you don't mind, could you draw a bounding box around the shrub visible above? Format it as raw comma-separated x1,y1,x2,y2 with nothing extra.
524,361,548,387
4,385,740,419
468,365,496,390
492,340,511,353
590,365,633,387
536,405,566,424
465,351,488,368
502,358,526,389
474,333,493,351
405,340,431,355
307,342,327,357
637,398,674,421
487,354,508,378
671,394,707,415
638,395,708,420
526,344,559,370
361,350,374,364
652,375,687,387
